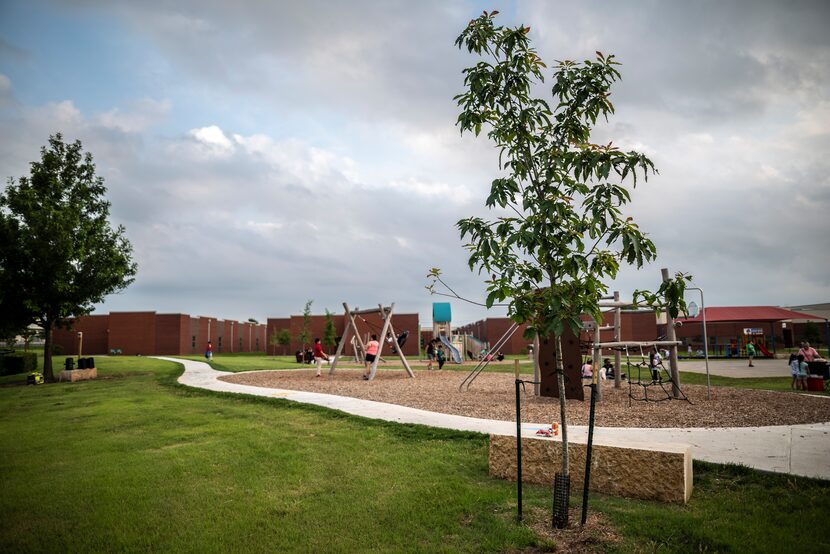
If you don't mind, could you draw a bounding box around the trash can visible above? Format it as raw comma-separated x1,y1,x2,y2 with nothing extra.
807,361,829,379
64,357,74,371
807,375,825,392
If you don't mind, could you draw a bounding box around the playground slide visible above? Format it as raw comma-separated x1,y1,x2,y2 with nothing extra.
757,343,774,358
439,335,462,364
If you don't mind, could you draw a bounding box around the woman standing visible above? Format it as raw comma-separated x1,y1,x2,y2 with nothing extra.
363,334,380,380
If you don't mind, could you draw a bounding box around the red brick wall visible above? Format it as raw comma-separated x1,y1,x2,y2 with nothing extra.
188,317,200,354
109,312,157,355
155,314,187,355
52,314,110,355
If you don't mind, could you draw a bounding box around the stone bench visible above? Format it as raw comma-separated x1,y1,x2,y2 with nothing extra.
490,434,693,504
59,368,98,383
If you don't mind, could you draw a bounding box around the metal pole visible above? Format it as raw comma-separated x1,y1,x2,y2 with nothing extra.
689,287,711,400
581,382,597,525
514,360,523,522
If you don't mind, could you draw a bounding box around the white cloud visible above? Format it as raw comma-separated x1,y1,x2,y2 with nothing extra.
189,125,235,155
2,1,828,323
95,98,171,133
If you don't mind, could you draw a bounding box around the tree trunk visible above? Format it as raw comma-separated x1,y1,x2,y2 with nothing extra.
553,332,571,529
555,333,569,475
42,321,54,382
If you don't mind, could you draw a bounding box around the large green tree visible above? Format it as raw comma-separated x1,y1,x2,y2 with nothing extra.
446,12,687,527
0,134,137,380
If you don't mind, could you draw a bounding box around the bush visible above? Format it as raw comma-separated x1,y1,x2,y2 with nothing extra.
0,352,38,375
51,344,64,355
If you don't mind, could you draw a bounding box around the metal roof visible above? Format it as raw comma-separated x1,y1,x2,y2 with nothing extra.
678,306,825,323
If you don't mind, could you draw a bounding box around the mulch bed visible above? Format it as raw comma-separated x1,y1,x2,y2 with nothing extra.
220,369,830,428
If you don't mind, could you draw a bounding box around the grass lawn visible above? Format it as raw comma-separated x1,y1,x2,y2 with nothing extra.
1,357,829,552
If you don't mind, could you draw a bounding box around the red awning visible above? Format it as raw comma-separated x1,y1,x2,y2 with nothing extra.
678,306,824,323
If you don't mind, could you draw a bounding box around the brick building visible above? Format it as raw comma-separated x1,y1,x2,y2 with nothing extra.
675,306,828,355
266,311,420,357
53,312,267,356
455,310,660,355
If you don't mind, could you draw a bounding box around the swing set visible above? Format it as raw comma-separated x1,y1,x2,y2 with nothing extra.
328,302,414,381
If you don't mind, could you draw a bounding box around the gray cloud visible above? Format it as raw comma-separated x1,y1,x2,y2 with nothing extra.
2,1,828,326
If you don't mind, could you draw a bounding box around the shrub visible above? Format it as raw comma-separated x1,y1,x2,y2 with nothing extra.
51,344,64,355
0,352,38,375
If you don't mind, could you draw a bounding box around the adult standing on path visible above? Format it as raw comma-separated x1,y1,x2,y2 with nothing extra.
363,334,379,380
312,338,329,378
746,341,756,367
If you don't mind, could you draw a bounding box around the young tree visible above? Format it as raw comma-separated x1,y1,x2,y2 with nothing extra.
269,327,291,356
276,328,291,355
0,134,137,381
298,299,313,347
323,309,337,350
449,12,687,527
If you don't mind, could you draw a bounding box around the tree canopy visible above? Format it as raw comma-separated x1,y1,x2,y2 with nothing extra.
0,134,137,380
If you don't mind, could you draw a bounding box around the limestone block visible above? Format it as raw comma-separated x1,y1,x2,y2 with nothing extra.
59,368,98,382
490,434,692,504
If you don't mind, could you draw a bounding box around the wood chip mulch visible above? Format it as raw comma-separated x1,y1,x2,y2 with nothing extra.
220,369,830,428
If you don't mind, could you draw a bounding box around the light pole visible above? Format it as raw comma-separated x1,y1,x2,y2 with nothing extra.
687,287,711,400
77,331,83,361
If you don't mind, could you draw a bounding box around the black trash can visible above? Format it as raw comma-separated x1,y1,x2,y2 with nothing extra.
86,357,95,369
78,357,87,369
64,357,74,371
807,361,829,379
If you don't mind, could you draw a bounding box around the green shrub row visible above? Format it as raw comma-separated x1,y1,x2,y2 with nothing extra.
0,352,38,375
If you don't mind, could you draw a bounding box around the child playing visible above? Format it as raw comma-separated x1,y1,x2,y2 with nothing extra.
797,354,809,390
437,345,446,370
789,353,799,390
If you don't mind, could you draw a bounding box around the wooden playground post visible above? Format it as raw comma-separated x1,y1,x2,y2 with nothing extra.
381,304,415,378
368,304,395,380
662,268,682,398
329,302,354,374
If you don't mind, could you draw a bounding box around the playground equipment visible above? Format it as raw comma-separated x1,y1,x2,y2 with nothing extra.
432,302,462,363
620,343,691,405
460,268,692,402
329,303,414,381
460,321,521,390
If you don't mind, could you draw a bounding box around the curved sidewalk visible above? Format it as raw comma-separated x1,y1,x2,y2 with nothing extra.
163,357,830,480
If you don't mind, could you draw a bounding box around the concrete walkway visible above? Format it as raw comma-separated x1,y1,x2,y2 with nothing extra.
162,357,830,481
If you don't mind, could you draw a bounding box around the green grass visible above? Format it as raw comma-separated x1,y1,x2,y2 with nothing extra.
179,354,302,373
0,358,546,552
2,356,828,552
677,370,827,394
594,461,830,553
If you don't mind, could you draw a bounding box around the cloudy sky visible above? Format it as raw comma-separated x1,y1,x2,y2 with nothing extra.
1,1,828,326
